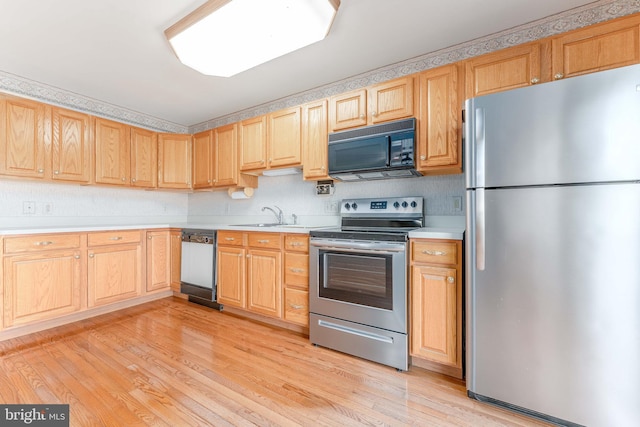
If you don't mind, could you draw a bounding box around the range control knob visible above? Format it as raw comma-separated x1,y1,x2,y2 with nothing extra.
393,201,400,209
352,203,358,210
411,201,418,208
344,203,351,210
402,201,408,208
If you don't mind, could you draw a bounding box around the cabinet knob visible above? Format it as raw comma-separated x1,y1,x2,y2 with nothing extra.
207,179,211,183
420,155,426,161
74,255,80,259
530,77,540,84
246,254,251,258
260,160,265,165
359,114,365,119
554,73,564,80
53,170,60,175
321,166,325,171
38,169,44,173
121,177,126,181
132,178,137,183
447,276,455,284
371,111,377,117
148,235,153,240
89,253,95,258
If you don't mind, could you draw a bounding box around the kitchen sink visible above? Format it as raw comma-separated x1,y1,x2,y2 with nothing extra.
235,223,281,227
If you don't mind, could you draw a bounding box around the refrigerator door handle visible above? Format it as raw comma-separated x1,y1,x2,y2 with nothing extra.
475,107,485,189
476,188,485,271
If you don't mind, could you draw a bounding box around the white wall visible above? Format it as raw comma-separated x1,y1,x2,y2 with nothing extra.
0,181,188,227
188,173,465,225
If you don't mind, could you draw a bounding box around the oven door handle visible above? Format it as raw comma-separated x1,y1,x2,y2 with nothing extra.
310,239,405,253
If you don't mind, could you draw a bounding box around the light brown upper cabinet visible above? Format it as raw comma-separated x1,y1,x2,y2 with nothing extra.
328,76,414,132
239,107,301,173
51,107,92,184
0,94,47,179
192,129,213,189
551,14,640,81
158,133,192,189
464,41,547,99
213,123,238,187
130,126,158,189
417,64,462,175
94,117,130,186
302,99,329,181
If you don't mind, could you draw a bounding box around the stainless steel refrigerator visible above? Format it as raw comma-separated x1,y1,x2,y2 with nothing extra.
465,64,640,426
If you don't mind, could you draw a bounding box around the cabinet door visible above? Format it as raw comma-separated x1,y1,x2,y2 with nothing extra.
158,133,192,189
4,250,82,327
51,107,91,183
95,117,130,185
87,244,142,307
302,99,329,180
0,95,47,179
284,252,308,290
170,230,182,292
239,115,267,172
328,89,367,132
213,123,238,187
247,248,281,318
552,14,640,80
192,130,213,189
465,42,544,99
146,230,171,293
268,107,301,168
130,127,157,188
284,288,309,327
417,64,461,174
411,264,458,366
217,246,246,308
368,76,414,124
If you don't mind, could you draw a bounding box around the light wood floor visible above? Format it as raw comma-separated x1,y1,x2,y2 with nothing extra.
0,297,551,426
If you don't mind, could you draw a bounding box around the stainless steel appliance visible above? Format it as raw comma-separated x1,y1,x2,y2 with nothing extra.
328,118,421,181
309,197,424,371
465,64,640,426
180,229,222,310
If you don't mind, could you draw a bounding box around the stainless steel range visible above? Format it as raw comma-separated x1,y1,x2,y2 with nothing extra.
309,196,424,371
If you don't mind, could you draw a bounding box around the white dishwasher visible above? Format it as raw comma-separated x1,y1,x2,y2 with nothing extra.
180,229,222,310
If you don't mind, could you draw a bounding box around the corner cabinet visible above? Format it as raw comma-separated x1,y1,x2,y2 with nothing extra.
417,64,462,175
410,239,463,379
158,133,192,189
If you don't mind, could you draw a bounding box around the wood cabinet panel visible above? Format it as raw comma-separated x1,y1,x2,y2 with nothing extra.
284,252,308,290
247,232,282,250
284,288,309,326
0,95,47,179
368,76,414,124
158,133,192,189
146,230,171,293
552,14,640,80
412,241,458,266
239,115,267,172
284,234,309,252
94,117,130,186
329,89,367,131
268,107,301,168
247,248,281,318
216,245,246,309
51,107,91,183
87,243,142,307
301,99,329,180
417,64,461,174
3,249,82,327
217,231,245,247
130,127,157,188
170,229,182,292
192,130,213,189
213,123,238,187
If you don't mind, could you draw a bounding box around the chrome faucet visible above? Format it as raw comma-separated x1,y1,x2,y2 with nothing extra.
262,206,284,224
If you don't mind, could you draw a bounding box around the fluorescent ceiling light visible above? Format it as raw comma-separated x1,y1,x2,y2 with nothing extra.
165,0,340,77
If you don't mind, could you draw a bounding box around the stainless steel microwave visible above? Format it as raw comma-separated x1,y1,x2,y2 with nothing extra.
327,118,420,181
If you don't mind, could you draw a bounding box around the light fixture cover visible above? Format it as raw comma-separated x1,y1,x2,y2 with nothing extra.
166,0,340,77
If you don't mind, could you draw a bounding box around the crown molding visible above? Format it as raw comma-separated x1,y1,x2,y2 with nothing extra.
191,0,640,133
0,1,638,134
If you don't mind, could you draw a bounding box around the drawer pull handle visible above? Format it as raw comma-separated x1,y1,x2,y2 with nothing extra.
225,237,235,241
290,242,304,247
289,268,304,273
257,239,270,244
35,241,54,246
289,304,304,310
109,236,123,241
423,250,446,256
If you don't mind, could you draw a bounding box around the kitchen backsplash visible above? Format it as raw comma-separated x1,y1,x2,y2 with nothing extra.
187,174,465,225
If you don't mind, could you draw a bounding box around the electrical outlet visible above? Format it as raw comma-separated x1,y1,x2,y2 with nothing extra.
452,196,463,213
23,201,36,215
324,201,339,213
43,202,53,215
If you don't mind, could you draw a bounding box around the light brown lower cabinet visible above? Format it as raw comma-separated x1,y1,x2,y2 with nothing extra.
283,234,309,326
410,239,463,379
146,230,171,293
170,229,182,292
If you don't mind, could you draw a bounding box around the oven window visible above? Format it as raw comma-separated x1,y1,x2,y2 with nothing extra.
319,250,392,310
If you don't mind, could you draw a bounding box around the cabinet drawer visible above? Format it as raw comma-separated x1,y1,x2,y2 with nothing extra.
284,288,309,326
248,232,282,249
88,230,141,247
412,240,458,265
284,234,308,252
218,231,245,246
284,252,309,289
4,233,81,254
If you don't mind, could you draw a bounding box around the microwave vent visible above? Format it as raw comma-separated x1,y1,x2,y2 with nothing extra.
328,118,416,143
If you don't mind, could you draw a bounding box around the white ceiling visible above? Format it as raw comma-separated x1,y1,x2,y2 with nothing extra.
0,0,596,127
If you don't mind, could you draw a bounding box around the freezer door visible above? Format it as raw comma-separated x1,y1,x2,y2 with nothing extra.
465,64,640,189
466,183,640,426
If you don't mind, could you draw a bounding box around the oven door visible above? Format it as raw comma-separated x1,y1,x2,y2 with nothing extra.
309,238,408,333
